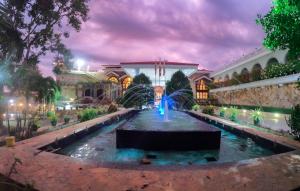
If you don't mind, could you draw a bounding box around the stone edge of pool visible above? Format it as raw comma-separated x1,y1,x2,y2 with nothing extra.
0,108,299,191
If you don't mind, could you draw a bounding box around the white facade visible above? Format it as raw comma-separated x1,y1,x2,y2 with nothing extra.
121,63,198,87
211,48,289,82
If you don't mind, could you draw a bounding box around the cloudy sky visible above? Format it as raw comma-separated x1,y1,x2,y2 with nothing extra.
40,0,272,76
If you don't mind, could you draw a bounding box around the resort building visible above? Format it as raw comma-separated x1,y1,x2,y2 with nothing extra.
56,61,211,106
210,48,300,109
56,47,300,110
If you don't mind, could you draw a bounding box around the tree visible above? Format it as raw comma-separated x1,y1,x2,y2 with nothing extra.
257,0,300,59
120,73,154,108
0,0,88,134
1,0,88,68
166,70,194,110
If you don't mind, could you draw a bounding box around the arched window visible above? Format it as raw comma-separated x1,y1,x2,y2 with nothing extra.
266,58,279,68
96,89,103,100
84,89,91,97
231,72,239,85
240,68,250,83
195,80,208,100
108,76,119,84
196,80,207,91
122,77,132,92
251,63,262,81
224,75,230,86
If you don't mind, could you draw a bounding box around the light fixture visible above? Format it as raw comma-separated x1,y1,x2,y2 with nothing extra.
274,113,280,118
75,58,85,71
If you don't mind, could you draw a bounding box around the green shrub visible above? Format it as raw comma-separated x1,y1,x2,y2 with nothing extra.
97,107,107,115
50,115,58,126
192,104,200,111
107,104,118,113
64,115,71,124
46,111,55,119
219,107,227,117
250,109,263,126
286,105,300,140
263,62,296,79
79,108,98,122
31,118,41,131
228,107,239,121
202,105,214,115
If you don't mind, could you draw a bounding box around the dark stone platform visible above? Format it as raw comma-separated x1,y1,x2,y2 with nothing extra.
116,120,221,151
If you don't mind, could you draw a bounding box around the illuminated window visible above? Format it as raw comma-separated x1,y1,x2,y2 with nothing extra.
196,80,207,91
196,79,208,100
122,77,132,90
196,92,208,99
108,76,118,84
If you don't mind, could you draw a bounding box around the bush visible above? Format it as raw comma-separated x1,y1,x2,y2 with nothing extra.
31,118,41,132
46,111,55,119
107,104,118,113
202,105,214,115
228,107,239,121
79,108,98,122
286,105,300,140
263,62,296,79
64,115,71,124
97,107,107,115
192,104,200,111
219,107,227,117
250,109,263,126
50,115,58,126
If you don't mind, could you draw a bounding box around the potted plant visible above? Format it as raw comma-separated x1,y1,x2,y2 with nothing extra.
192,104,200,111
286,104,300,140
64,115,71,124
219,107,227,117
228,106,239,122
250,109,263,126
202,105,215,115
50,115,58,126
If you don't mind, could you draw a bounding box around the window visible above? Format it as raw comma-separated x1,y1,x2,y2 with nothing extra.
196,92,208,99
122,77,132,90
108,76,118,84
84,89,91,97
195,79,208,100
196,80,207,91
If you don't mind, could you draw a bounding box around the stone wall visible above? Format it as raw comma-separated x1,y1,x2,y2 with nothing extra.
211,83,300,108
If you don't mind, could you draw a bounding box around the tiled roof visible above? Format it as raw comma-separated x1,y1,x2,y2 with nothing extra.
120,61,199,66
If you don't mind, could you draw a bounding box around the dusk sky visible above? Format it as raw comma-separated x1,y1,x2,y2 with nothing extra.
40,0,272,76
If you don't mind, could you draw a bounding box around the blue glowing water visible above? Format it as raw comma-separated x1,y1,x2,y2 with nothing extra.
58,110,274,166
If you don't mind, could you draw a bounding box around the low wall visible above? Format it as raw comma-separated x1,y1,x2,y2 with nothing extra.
211,82,300,109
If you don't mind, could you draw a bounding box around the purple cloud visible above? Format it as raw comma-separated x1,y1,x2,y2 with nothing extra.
39,0,272,76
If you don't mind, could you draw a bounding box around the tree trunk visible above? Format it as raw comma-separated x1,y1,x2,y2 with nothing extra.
0,84,5,130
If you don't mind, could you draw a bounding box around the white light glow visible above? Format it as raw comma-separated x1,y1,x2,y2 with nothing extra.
75,59,85,71
274,113,280,118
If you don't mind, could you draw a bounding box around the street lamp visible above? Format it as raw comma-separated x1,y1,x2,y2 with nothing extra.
75,58,85,71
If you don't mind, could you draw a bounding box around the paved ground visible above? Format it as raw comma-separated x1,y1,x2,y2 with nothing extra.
214,108,290,132
0,109,300,191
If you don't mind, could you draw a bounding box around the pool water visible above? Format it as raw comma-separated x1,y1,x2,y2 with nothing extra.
58,110,275,166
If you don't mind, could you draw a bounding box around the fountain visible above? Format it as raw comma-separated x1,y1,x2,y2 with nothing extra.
163,97,169,122
116,109,221,151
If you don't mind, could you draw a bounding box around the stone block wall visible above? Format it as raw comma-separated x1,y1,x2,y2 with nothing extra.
211,83,300,108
